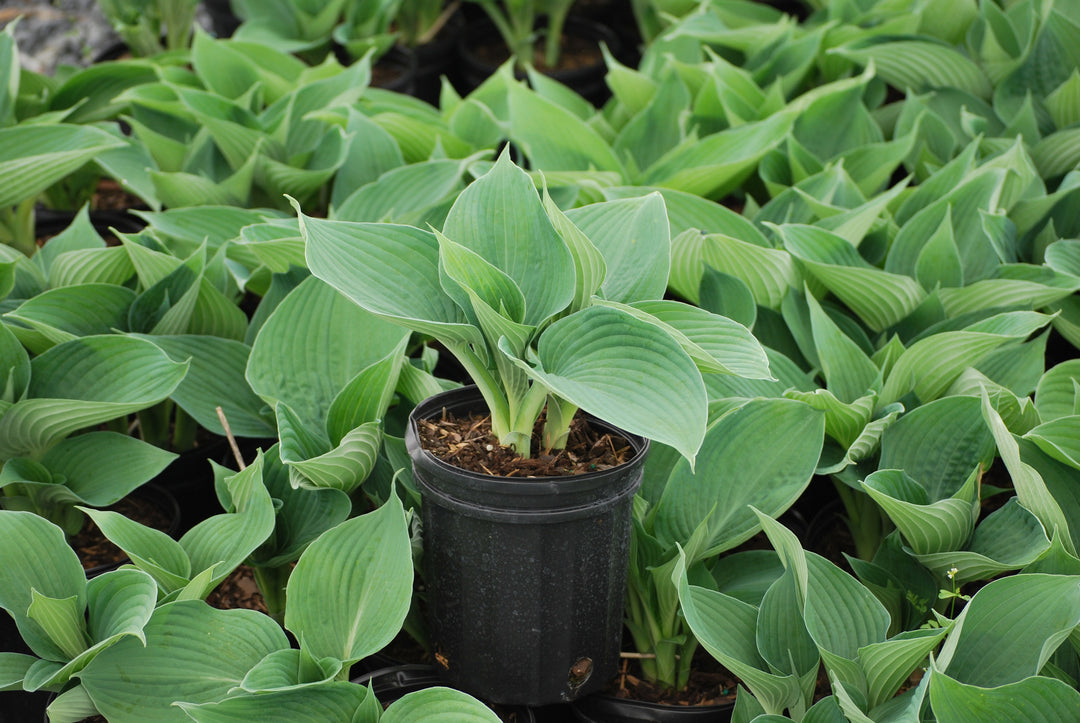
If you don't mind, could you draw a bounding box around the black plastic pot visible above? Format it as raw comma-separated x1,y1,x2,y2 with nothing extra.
573,694,735,722
0,614,50,723
203,0,242,38
406,386,648,706
456,16,621,106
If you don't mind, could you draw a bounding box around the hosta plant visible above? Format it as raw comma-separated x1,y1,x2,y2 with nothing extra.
298,149,773,462
0,331,186,534
626,396,825,691
97,0,201,57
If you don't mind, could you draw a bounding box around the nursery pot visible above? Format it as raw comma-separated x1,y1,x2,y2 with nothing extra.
573,694,734,722
406,386,648,706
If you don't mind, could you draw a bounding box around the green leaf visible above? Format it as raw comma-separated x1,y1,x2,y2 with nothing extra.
299,212,481,350
79,601,290,723
861,468,979,556
382,687,500,722
1025,416,1080,470
1035,360,1080,421
246,276,409,433
566,194,670,304
930,663,1080,723
0,335,188,459
982,391,1075,555
879,312,1052,407
653,398,824,557
441,150,576,327
177,683,374,722
79,507,192,593
938,574,1080,687
806,293,879,404
777,224,925,332
0,124,124,208
41,432,176,507
509,305,707,462
136,335,274,438
5,284,135,348
284,493,412,665
831,37,991,99
506,79,625,175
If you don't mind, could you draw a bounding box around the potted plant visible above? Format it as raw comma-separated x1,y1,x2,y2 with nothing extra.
294,149,772,705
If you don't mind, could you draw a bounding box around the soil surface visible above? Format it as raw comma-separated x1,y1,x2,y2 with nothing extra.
416,410,633,477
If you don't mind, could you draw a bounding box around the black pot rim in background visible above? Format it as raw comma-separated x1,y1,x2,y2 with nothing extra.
407,385,648,707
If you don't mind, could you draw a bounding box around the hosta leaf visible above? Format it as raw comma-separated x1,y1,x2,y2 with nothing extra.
506,79,624,174
929,663,1080,723
442,151,576,326
26,590,86,663
674,550,806,716
831,37,991,99
543,188,605,314
914,205,963,291
628,300,772,379
861,468,979,555
783,389,875,452
135,207,285,252
282,420,381,494
0,336,188,459
936,266,1080,318
879,395,996,501
566,194,670,304
937,573,1080,687
777,225,925,331
0,652,35,692
701,240,798,316
507,305,707,462
41,432,176,507
912,499,1049,583
178,683,374,722
136,334,274,438
284,493,412,665
983,391,1075,555
48,247,135,288
0,511,86,662
643,111,795,199
80,507,192,593
1024,416,1080,470
179,457,275,591
653,398,823,557
3,284,134,349
79,601,289,723
1032,128,1080,179
0,124,124,208
806,293,879,404
879,312,1051,408
1035,360,1080,421
334,158,469,226
299,210,483,351
859,627,949,710
247,276,409,432
381,687,500,723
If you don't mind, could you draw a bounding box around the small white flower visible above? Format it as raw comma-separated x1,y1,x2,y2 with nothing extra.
946,567,959,580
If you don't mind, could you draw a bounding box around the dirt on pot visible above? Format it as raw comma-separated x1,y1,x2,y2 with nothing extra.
416,410,632,477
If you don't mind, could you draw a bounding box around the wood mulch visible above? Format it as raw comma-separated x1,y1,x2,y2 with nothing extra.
416,410,632,477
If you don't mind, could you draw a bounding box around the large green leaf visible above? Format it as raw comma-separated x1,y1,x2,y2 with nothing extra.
777,224,925,332
299,212,482,350
929,664,1080,723
79,601,290,723
937,573,1080,687
507,305,707,462
861,468,979,556
832,36,992,99
284,493,412,665
653,398,824,556
879,312,1052,407
246,276,409,433
4,284,135,349
0,511,86,662
40,432,176,507
441,150,576,327
1025,416,1080,470
0,124,124,208
0,335,188,459
136,335,274,438
79,506,192,594
566,194,670,304
1035,360,1080,422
